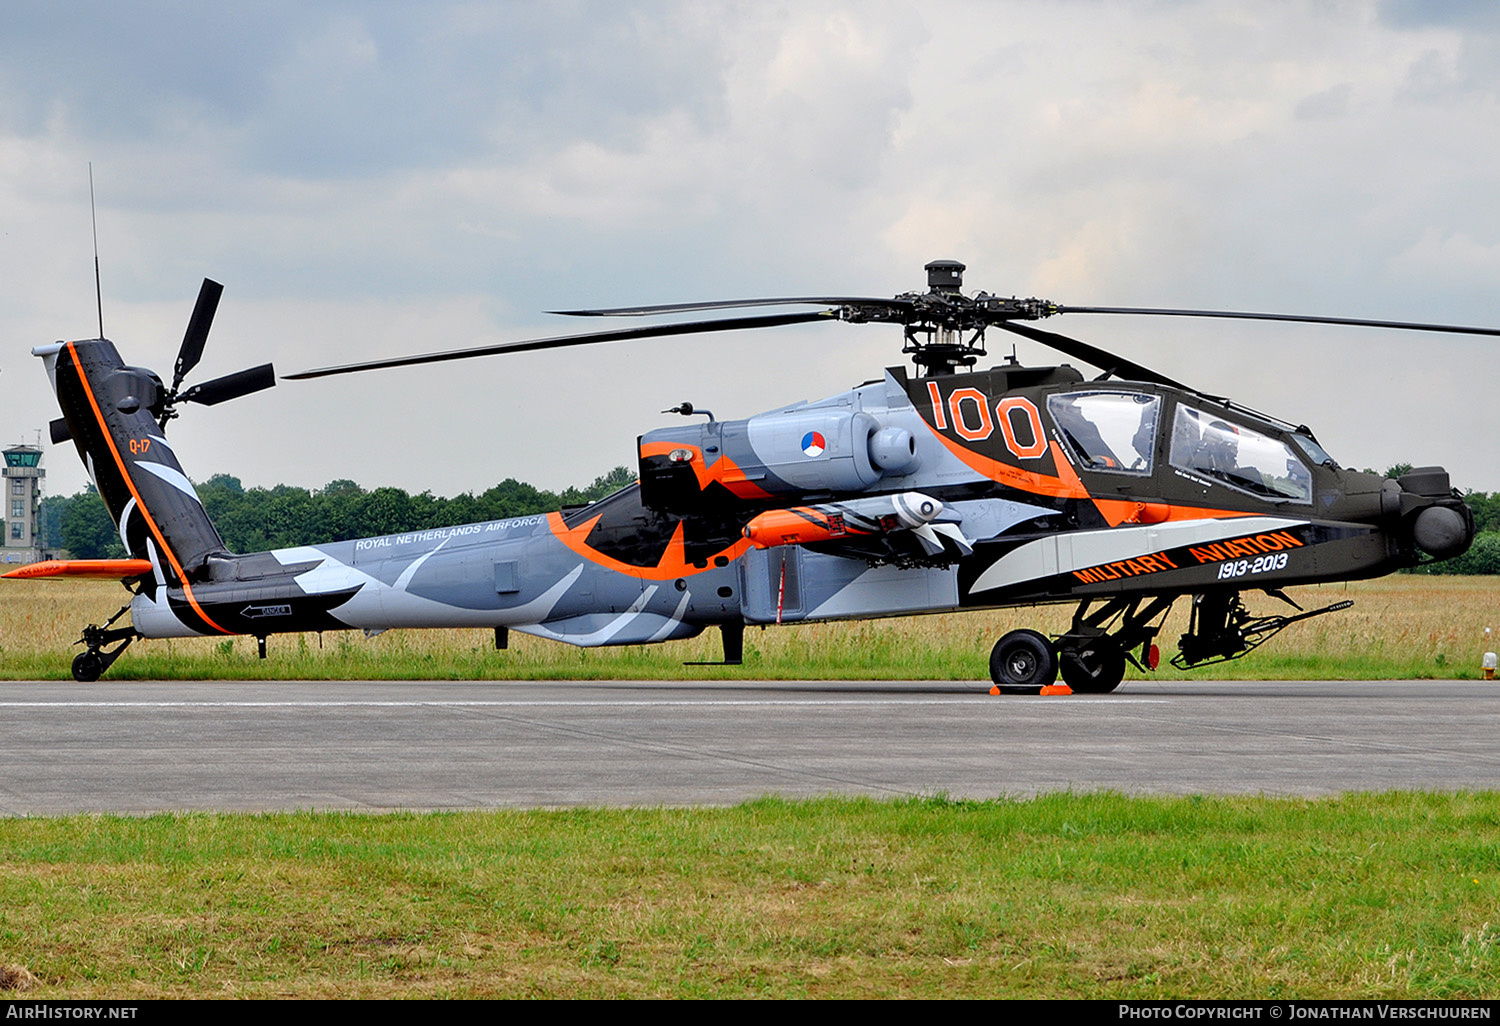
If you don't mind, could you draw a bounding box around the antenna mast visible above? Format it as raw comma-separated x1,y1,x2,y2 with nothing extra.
89,162,103,339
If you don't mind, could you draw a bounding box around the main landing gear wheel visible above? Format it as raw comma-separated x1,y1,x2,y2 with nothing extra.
1058,636,1126,694
989,629,1058,693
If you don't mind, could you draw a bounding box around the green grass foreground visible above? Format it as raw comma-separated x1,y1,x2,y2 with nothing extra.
2,794,1500,999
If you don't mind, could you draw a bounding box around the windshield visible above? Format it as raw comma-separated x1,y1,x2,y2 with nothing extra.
1169,405,1312,503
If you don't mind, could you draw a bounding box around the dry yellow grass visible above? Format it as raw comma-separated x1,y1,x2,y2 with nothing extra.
1,575,1496,680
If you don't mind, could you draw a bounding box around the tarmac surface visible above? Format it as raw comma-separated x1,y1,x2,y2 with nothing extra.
2,679,1498,813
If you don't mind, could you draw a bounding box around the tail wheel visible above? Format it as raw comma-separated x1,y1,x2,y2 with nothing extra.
989,629,1058,693
1059,636,1126,694
71,652,104,683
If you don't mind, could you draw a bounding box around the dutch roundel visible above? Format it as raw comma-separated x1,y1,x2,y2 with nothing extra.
801,431,826,458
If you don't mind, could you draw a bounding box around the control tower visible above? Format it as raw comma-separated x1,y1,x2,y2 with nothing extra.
2,443,45,566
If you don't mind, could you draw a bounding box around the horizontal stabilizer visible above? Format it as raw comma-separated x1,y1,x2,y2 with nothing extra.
1,559,154,580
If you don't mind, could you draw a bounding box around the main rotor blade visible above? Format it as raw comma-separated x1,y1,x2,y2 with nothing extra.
1057,305,1500,338
286,310,837,380
172,278,224,391
178,363,276,406
552,296,911,317
994,321,1190,390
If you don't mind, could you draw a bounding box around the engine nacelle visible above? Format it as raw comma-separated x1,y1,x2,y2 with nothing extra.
744,408,881,492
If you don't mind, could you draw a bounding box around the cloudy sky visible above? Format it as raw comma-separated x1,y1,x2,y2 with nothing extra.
2,0,1497,501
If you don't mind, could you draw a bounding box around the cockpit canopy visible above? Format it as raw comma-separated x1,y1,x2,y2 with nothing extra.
1048,386,1323,504
1167,404,1313,502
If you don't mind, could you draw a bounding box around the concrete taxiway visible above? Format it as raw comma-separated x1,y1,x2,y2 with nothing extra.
2,679,1497,814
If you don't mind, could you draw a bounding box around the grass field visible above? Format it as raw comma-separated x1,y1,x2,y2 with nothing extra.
1,575,1496,681
2,794,1499,999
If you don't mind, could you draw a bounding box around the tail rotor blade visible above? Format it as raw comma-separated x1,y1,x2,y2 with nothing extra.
49,418,72,444
172,278,223,391
178,363,276,407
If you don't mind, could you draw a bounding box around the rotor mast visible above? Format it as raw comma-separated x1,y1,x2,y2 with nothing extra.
866,259,1049,377
902,260,986,376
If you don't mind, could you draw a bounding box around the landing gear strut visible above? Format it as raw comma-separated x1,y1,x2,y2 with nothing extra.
987,589,1357,691
1056,596,1174,694
71,603,138,683
1058,634,1126,693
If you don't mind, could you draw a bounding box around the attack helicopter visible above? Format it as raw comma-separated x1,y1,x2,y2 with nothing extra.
6,260,1485,690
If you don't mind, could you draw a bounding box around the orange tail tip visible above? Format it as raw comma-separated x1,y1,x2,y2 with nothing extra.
1,559,154,580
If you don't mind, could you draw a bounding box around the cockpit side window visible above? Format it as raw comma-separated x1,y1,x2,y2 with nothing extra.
1047,391,1161,474
1168,405,1313,503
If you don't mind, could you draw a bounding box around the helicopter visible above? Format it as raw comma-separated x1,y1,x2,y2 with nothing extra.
5,259,1485,690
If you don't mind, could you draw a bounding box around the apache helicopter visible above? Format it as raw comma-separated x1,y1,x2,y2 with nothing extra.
6,260,1485,690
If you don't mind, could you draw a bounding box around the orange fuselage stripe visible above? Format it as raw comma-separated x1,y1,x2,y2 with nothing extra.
926,426,1090,500
547,511,753,579
66,342,231,634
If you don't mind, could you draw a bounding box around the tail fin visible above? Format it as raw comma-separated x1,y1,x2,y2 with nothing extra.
38,338,228,581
